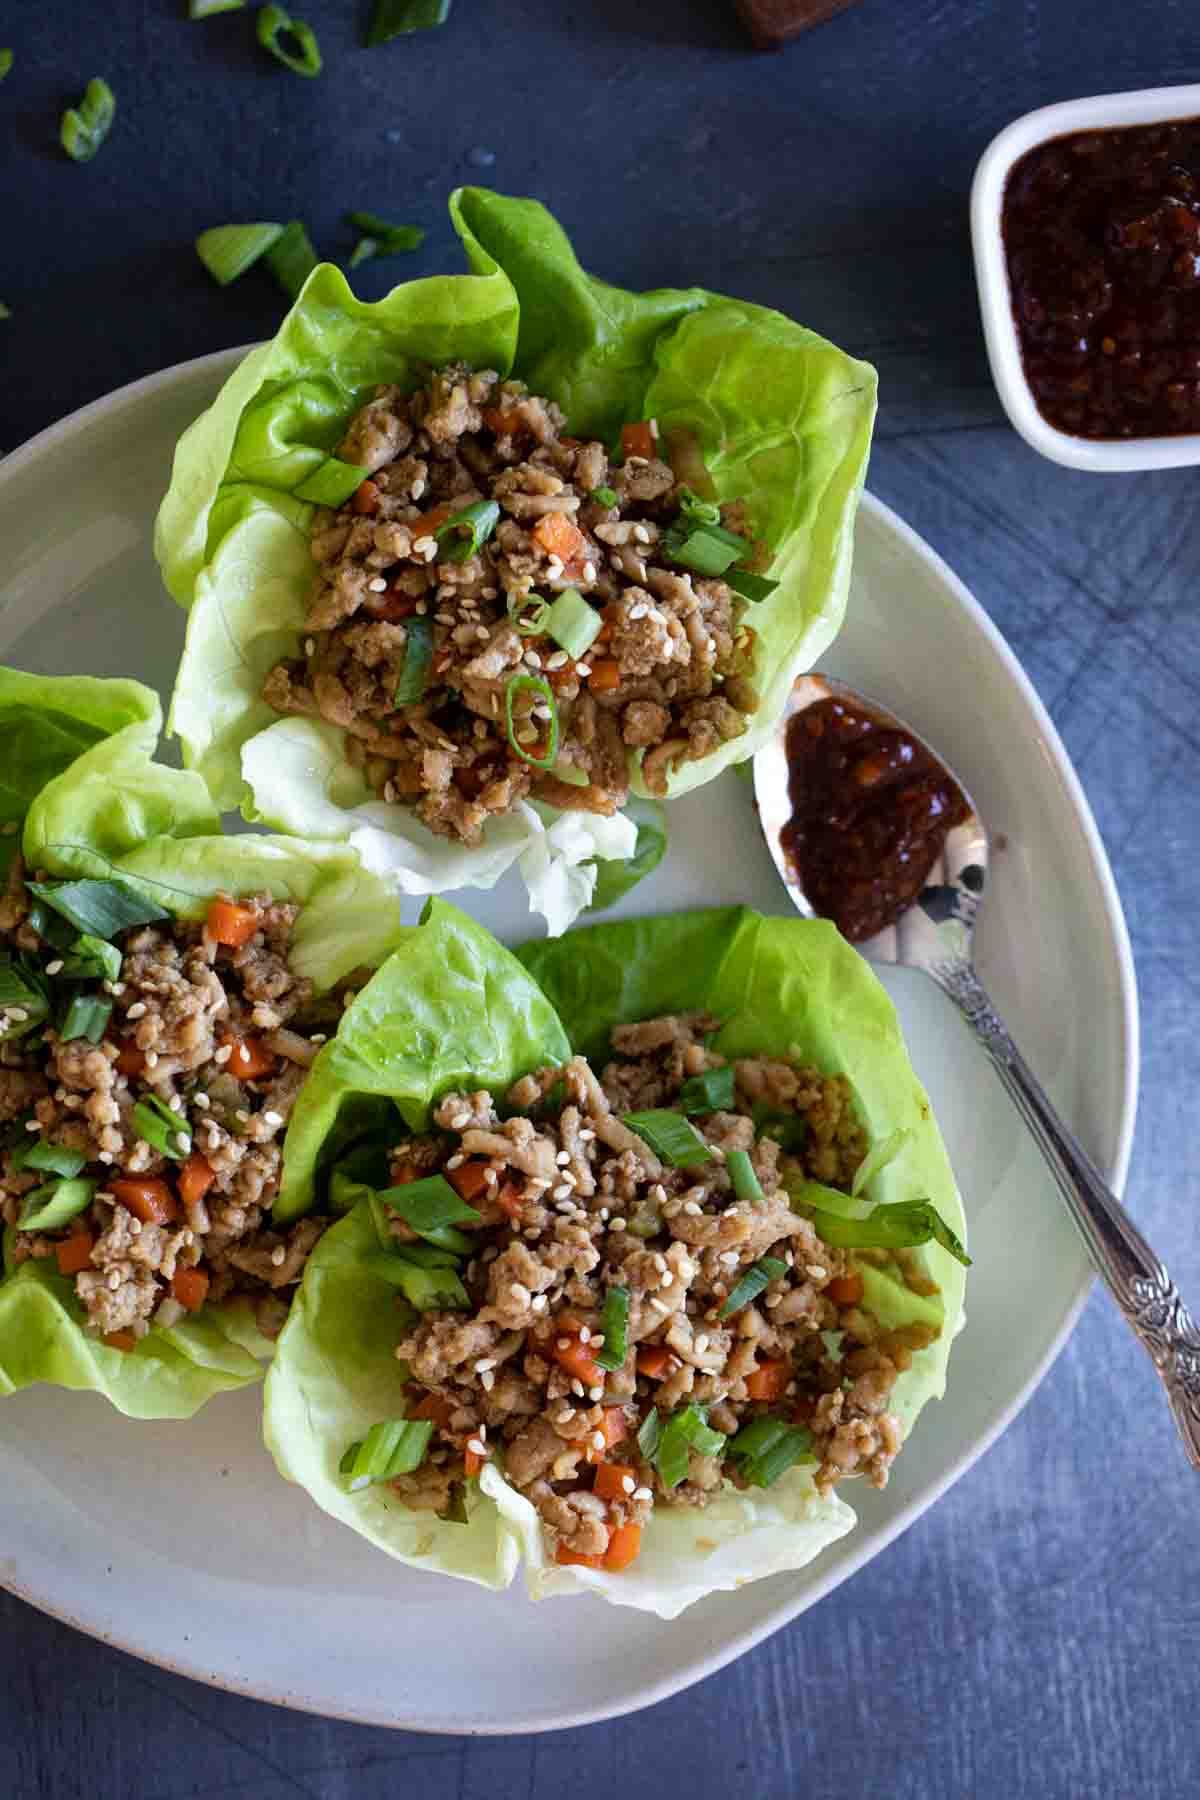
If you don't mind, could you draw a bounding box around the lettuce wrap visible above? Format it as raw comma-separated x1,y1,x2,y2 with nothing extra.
155,188,876,933
0,668,408,1419
263,902,965,1615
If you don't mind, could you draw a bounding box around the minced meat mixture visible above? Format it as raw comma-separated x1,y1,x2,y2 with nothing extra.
262,365,763,844
383,1014,941,1568
1,871,339,1345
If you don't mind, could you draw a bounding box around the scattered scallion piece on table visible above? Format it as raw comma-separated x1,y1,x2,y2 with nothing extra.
393,615,433,706
594,1285,630,1372
60,993,113,1045
265,219,318,299
366,0,452,46
195,222,284,286
719,1254,788,1320
677,1065,734,1115
0,49,12,80
189,0,246,15
18,1176,96,1232
26,879,166,939
544,589,602,660
132,1094,192,1162
256,4,322,75
294,458,369,507
346,211,425,268
0,304,10,322
434,498,500,563
620,1109,713,1169
60,78,116,163
726,1147,765,1206
503,674,560,771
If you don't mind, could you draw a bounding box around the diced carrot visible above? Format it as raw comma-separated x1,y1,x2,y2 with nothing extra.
205,898,259,948
495,1180,523,1222
178,1154,215,1209
603,1521,642,1572
408,1391,454,1430
620,421,656,462
103,1330,137,1352
827,1271,864,1308
636,1344,674,1380
419,502,456,539
555,1541,607,1570
376,588,419,621
114,1040,144,1078
584,1407,629,1465
110,1178,177,1227
482,406,525,436
55,1232,94,1277
171,1265,211,1312
464,1446,488,1478
593,1461,636,1503
223,1034,277,1081
351,479,381,515
745,1356,791,1404
532,511,586,564
587,658,621,695
448,1160,490,1203
551,1332,603,1390
390,1160,420,1186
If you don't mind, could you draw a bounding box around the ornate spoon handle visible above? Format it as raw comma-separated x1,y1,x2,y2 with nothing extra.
934,960,1200,1470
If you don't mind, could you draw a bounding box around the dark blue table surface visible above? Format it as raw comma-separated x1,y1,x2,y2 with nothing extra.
5,3,1200,1796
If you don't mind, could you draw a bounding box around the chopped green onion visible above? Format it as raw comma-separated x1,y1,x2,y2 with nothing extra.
434,499,500,564
346,212,425,268
11,1140,87,1178
256,4,322,75
380,1174,481,1236
196,222,285,286
719,1255,788,1320
24,899,76,952
752,1103,807,1152
442,1481,470,1521
726,1148,765,1207
266,219,318,300
727,1415,813,1488
344,1418,434,1486
509,593,551,637
805,1198,970,1267
393,616,433,706
330,1170,372,1215
60,78,115,163
60,994,113,1045
370,1252,470,1311
677,487,723,529
663,526,745,578
637,1407,661,1462
0,956,50,1039
787,1178,870,1220
339,1442,359,1475
590,485,618,509
621,1109,712,1169
372,1240,462,1270
726,1414,791,1463
851,1128,911,1198
294,458,369,507
504,674,559,771
132,1094,191,1162
367,0,452,44
0,49,12,80
594,1285,630,1372
543,589,602,660
677,1066,734,1115
0,304,10,322
19,1176,96,1232
725,568,778,603
655,1403,726,1490
27,879,166,940
415,1222,477,1255
189,0,245,15
60,934,122,984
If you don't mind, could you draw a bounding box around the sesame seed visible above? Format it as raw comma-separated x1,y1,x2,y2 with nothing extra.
578,1128,595,1141
415,599,429,615
474,1357,496,1373
448,1111,471,1130
484,1168,498,1186
628,603,648,621
446,1153,465,1171
311,1033,327,1045
193,1092,210,1110
806,1264,828,1281
695,1334,710,1353
555,1150,571,1167
213,1045,232,1065
647,608,667,626
475,624,490,640
650,1298,672,1314
552,1182,572,1200
556,1408,574,1425
546,556,564,579
719,1251,740,1267
683,1200,703,1216
609,1217,627,1232
660,639,674,661
534,704,553,721
652,1253,667,1273
394,1345,406,1360
622,1475,635,1495
168,1095,184,1113
510,1282,530,1306
477,1424,488,1442
107,1270,121,1291
765,1293,782,1308
412,534,435,556
304,637,316,656
270,1245,287,1267
570,1378,585,1397
633,524,651,544
24,1118,41,1133
660,1272,674,1288
174,1131,190,1153
598,1207,609,1222
524,649,542,669
578,1326,591,1344
591,1431,606,1451
45,960,63,976
262,1110,284,1127
545,651,568,671
384,781,397,804
98,1150,114,1164
576,662,591,677
367,576,387,593
583,562,596,583
531,1293,548,1312
466,1439,485,1458
633,1485,652,1502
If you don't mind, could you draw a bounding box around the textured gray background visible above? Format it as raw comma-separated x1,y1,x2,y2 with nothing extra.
3,2,1200,1795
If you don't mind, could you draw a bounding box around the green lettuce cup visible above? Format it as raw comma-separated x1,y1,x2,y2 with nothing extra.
155,188,876,933
263,902,964,1615
0,668,408,1420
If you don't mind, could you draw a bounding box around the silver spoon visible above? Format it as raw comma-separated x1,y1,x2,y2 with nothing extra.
754,672,1200,1469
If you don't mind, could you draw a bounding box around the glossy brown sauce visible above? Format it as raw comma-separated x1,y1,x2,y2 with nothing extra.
780,695,970,943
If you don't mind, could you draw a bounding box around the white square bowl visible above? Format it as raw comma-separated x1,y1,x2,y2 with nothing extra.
971,84,1200,471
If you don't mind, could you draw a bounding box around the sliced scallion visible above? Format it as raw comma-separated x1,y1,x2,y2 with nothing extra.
189,0,246,15
726,1148,765,1207
719,1254,788,1320
677,1066,734,1115
434,499,500,564
544,589,602,660
346,211,425,268
637,1406,661,1462
393,615,433,706
196,222,285,286
504,674,559,772
11,1140,87,1178
752,1103,807,1152
0,49,12,80
0,956,50,1038
265,219,318,300
850,1127,911,1198
380,1174,481,1236
725,568,778,603
256,4,322,76
508,593,550,637
663,526,744,578
24,899,76,953
594,1285,630,1372
590,485,618,509
60,993,113,1045
294,458,369,507
620,1109,712,1169
370,1252,470,1311
655,1403,725,1490
19,1176,96,1232
60,78,115,163
26,879,165,940
345,1418,434,1485
727,1414,813,1488
60,934,122,984
677,487,723,530
372,1239,462,1269
367,0,452,45
806,1197,971,1267
132,1094,191,1162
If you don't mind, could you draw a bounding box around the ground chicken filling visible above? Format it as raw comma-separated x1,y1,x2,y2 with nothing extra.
0,870,339,1345
263,365,764,844
382,1014,942,1571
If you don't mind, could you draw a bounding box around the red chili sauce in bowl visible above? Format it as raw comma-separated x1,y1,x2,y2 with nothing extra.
1002,117,1200,439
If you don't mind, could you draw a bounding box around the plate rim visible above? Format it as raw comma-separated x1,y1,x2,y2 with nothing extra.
0,354,1139,1734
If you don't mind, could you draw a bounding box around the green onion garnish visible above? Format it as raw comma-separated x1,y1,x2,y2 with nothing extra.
189,0,246,14
60,934,122,984
60,994,113,1045
0,48,12,79
725,569,778,603
719,1254,788,1320
676,487,723,530
543,589,602,660
19,1176,96,1232
727,1415,813,1488
12,1140,87,1178
346,211,425,268
726,1148,765,1207
663,526,745,578
132,1094,191,1162
594,1285,630,1372
367,0,452,44
329,1169,374,1216
26,879,166,940
256,4,322,75
0,304,10,322
509,593,551,637
0,956,50,1039
196,222,285,287
294,458,369,507
380,1174,482,1236
393,616,433,707
752,1103,807,1152
804,1196,970,1266
343,1418,434,1488
60,78,115,163
24,899,75,952
850,1127,910,1198
504,674,559,771
621,1109,712,1169
369,1252,470,1311
654,1403,726,1490
677,1066,734,1115
372,1240,463,1270
590,485,619,509
266,219,319,300
637,1406,661,1462
434,499,500,564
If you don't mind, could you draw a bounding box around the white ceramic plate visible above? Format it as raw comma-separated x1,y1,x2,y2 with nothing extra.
0,353,1137,1733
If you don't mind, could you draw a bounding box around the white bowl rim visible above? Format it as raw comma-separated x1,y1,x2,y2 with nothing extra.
971,83,1200,472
